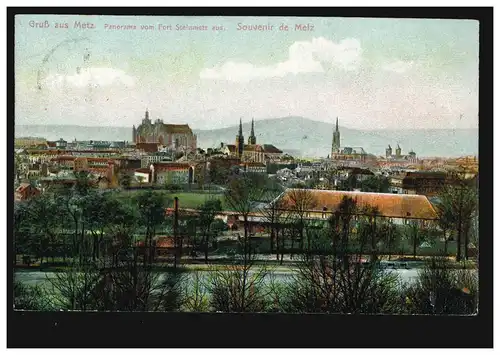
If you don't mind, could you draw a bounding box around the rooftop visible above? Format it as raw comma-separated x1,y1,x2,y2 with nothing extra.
277,188,438,220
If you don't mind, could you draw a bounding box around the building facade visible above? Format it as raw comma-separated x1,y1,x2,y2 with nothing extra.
150,162,194,185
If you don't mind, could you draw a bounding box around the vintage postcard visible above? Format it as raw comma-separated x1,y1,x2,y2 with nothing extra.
13,14,479,318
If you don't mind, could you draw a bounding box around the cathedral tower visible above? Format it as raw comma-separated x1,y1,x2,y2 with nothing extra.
248,118,256,145
331,117,341,156
132,125,136,143
386,145,392,158
395,144,402,158
236,118,244,158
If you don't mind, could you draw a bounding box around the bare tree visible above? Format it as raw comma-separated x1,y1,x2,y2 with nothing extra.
260,185,285,256
224,174,266,263
403,257,478,314
206,249,270,313
437,177,477,261
285,189,318,255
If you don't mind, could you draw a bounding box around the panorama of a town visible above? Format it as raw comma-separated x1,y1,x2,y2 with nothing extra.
14,15,479,315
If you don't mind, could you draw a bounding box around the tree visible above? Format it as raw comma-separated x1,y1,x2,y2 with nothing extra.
224,174,267,262
197,199,223,263
336,196,358,268
437,181,477,261
286,188,318,254
47,260,102,311
358,205,383,260
360,175,390,193
273,250,402,314
403,257,478,314
259,180,285,255
435,198,455,255
119,173,132,189
14,279,52,311
135,191,169,265
73,170,94,196
380,220,400,260
206,248,269,313
21,194,62,266
406,221,426,259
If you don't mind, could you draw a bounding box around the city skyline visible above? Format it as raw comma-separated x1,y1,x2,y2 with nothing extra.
15,15,479,130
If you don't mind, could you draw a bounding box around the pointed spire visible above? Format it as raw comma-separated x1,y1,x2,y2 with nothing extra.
238,118,243,136
336,117,339,131
250,118,255,136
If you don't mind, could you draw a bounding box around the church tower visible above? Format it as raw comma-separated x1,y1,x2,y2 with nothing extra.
386,145,393,158
395,144,402,158
331,117,341,156
235,118,244,159
132,125,136,143
248,118,256,145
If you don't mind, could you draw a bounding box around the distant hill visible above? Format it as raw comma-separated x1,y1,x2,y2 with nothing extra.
15,116,478,158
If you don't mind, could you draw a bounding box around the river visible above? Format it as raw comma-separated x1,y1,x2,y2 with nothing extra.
14,268,423,288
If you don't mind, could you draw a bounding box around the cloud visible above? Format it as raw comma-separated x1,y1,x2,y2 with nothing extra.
44,67,135,89
382,60,414,74
200,37,362,82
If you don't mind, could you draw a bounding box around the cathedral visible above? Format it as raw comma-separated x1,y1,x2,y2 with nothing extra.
385,144,417,162
132,109,197,152
330,117,367,162
222,119,283,163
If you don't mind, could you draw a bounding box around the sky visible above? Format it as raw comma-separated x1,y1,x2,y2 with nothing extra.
15,15,479,130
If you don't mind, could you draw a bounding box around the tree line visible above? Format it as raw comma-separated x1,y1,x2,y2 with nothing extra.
13,171,478,314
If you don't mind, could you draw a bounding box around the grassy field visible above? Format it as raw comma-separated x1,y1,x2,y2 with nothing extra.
112,189,229,209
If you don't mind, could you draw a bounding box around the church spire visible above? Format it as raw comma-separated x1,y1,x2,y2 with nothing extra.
331,117,341,158
248,118,256,145
236,118,244,159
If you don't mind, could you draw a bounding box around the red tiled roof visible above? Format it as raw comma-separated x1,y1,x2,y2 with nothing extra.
135,168,151,174
16,183,31,192
136,143,160,153
278,189,438,220
29,150,64,155
262,144,283,154
164,124,193,134
46,141,56,148
152,162,190,170
244,144,263,152
51,156,76,161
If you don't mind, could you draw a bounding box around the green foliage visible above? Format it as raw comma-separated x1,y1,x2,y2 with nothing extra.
119,173,132,189
14,279,53,311
403,257,478,314
164,183,182,193
359,175,390,193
